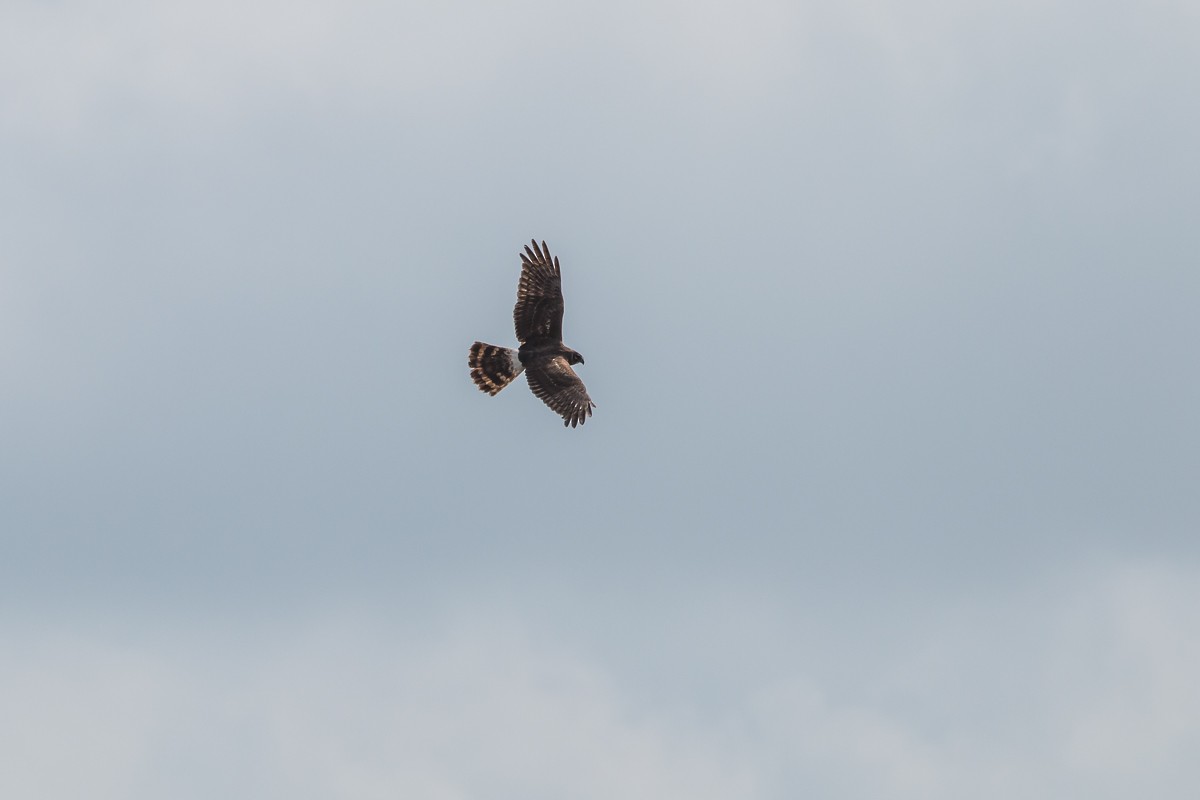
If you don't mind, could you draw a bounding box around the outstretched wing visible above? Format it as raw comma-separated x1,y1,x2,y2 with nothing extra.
525,354,595,428
514,240,564,344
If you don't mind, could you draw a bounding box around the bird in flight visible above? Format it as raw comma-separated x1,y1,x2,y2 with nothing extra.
469,240,595,428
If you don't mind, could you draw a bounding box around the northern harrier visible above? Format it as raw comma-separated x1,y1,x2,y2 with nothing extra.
469,240,595,427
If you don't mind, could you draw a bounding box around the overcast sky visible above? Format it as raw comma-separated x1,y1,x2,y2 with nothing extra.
2,1,1199,797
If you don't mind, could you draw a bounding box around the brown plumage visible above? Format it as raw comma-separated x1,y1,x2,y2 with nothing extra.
468,342,523,395
469,240,595,428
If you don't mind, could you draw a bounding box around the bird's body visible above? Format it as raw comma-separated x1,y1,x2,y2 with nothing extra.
469,240,595,427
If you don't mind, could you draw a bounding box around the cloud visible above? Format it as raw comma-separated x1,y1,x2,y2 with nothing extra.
0,612,755,800
0,631,170,799
9,0,1194,148
0,0,538,141
4,560,1198,799
1051,564,1200,789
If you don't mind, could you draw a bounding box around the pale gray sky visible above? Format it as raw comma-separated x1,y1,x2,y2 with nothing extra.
2,1,1199,797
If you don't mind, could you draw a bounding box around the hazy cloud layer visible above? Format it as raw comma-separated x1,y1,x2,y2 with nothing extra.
4,562,1198,799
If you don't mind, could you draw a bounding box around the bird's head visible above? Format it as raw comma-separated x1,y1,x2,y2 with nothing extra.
565,348,585,366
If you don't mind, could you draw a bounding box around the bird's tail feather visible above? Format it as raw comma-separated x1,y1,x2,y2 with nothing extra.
469,342,524,395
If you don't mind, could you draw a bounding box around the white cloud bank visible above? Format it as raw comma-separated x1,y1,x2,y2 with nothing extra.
3,560,1198,800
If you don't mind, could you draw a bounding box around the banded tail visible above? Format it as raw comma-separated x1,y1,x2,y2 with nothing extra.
469,342,524,395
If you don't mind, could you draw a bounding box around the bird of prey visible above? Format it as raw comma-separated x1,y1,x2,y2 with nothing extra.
469,240,595,428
